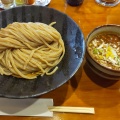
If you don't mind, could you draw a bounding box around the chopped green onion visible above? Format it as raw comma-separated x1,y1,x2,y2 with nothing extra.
93,48,98,54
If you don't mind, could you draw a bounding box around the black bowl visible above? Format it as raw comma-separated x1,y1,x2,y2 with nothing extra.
0,5,85,98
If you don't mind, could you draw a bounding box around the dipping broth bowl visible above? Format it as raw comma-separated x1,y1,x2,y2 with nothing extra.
86,24,120,80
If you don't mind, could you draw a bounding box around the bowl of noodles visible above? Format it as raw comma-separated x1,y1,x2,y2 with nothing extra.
0,5,85,98
86,24,120,80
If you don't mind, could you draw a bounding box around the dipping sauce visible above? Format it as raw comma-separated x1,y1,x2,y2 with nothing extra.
1,0,14,8
25,0,35,4
15,0,25,6
88,32,120,70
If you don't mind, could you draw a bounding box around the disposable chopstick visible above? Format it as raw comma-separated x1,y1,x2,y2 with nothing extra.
48,106,95,114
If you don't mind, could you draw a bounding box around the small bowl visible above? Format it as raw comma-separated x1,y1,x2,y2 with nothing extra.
86,24,120,80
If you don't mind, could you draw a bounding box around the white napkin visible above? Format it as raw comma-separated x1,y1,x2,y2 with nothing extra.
0,98,53,117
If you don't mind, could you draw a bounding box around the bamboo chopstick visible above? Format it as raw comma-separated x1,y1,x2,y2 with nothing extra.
48,106,95,114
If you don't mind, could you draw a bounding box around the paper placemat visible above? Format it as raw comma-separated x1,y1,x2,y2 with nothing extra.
0,98,53,117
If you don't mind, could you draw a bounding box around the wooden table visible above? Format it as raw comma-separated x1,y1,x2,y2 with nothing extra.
1,0,120,120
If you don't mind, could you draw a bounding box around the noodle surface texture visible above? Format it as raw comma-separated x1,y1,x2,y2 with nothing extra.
0,22,65,79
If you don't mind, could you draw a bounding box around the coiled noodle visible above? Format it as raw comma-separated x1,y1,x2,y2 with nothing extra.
0,22,65,79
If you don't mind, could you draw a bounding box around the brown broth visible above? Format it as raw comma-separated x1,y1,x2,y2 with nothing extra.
88,32,120,70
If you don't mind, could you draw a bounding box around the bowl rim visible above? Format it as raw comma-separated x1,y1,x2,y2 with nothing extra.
0,5,86,98
86,57,120,80
86,24,120,72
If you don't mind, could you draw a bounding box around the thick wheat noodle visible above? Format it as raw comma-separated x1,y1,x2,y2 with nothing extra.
0,22,65,79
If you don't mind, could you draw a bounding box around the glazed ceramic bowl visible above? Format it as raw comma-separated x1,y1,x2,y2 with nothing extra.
0,5,85,98
86,24,120,80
